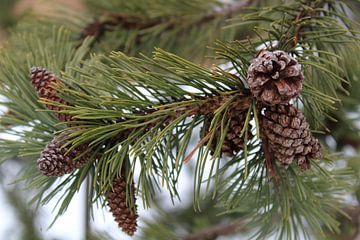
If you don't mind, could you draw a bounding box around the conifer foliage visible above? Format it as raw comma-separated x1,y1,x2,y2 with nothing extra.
0,0,359,239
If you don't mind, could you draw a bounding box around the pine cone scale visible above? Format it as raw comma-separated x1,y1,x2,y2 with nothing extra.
30,67,72,122
247,51,304,105
261,104,323,169
37,130,88,176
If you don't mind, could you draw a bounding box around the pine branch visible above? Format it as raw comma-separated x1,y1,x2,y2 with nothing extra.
81,0,254,41
345,206,360,240
182,221,246,240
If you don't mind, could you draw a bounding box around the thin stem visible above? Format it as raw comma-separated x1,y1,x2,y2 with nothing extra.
84,175,92,239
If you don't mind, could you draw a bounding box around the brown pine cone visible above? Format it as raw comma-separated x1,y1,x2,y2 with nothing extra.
261,104,323,169
186,95,227,116
107,175,138,236
247,51,304,105
202,98,253,157
30,67,72,122
37,130,88,176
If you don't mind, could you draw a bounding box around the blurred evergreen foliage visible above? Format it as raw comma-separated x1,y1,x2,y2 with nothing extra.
0,0,19,28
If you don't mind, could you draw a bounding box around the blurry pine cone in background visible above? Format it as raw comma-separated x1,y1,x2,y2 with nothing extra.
247,51,304,105
37,130,88,176
261,104,322,169
107,175,138,236
30,67,72,122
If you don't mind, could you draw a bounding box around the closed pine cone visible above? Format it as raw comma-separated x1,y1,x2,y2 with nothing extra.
261,104,323,169
37,130,88,176
202,97,252,157
107,175,138,236
30,67,72,122
247,51,304,105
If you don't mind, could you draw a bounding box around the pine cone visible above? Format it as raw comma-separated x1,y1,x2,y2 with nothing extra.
261,104,323,169
30,67,72,122
247,51,304,105
202,98,253,157
107,175,138,236
37,130,88,176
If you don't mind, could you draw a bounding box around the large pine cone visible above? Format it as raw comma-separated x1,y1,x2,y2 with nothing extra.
107,175,138,236
37,130,88,176
30,67,72,122
261,105,322,169
247,51,304,105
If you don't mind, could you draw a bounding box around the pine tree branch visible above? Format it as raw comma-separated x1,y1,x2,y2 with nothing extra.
89,92,253,147
81,0,254,40
327,206,360,240
182,221,246,240
346,206,360,240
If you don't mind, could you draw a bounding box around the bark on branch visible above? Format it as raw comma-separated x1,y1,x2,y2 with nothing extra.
81,0,255,40
182,221,246,240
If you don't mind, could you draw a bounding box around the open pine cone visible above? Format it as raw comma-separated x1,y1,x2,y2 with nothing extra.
247,51,304,105
261,104,322,169
37,130,88,176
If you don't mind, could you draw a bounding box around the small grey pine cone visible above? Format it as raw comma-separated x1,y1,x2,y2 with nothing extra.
37,130,88,176
107,175,138,236
247,51,304,105
261,104,322,169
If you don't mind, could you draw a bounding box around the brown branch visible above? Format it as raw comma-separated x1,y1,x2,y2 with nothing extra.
81,0,255,40
327,206,360,240
112,93,252,142
184,123,221,164
293,8,306,46
182,206,360,240
262,136,280,187
182,221,246,240
335,206,360,240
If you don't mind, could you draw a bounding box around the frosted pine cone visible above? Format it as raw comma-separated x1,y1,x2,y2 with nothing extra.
247,51,304,105
261,104,322,169
107,175,138,236
30,67,72,122
37,130,88,176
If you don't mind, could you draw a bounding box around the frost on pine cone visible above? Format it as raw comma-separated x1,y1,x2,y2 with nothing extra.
261,104,322,169
247,51,304,105
30,67,72,122
107,175,138,236
37,130,88,176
